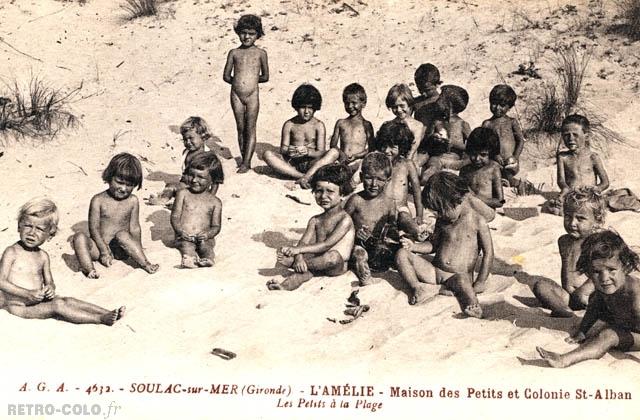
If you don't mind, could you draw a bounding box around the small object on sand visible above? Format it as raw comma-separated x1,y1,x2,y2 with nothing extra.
347,290,361,307
503,207,539,221
285,194,311,206
231,193,240,198
211,348,236,360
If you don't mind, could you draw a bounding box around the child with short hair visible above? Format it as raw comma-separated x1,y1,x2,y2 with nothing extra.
459,127,505,209
171,151,224,268
481,84,525,186
73,153,159,278
263,84,327,180
533,187,606,317
147,116,215,206
296,83,375,189
440,84,471,156
345,152,398,286
537,230,640,368
223,14,270,173
377,120,425,239
385,84,426,164
557,114,609,195
1,198,125,325
413,63,442,116
395,172,494,318
267,164,355,290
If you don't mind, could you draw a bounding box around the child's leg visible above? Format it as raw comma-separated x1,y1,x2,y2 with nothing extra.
113,231,159,273
269,251,345,291
537,328,640,368
196,238,216,267
262,151,305,179
532,279,573,317
230,90,247,158
72,233,100,278
296,149,340,188
395,248,437,305
352,245,372,286
397,210,422,239
445,272,482,318
238,91,259,172
177,239,198,268
6,299,123,326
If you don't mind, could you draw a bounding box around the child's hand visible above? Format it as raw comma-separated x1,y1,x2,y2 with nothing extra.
292,254,307,273
295,145,308,156
504,156,518,169
194,232,209,242
42,284,56,300
495,155,505,166
565,331,586,344
356,226,372,242
26,288,45,305
99,252,113,267
400,237,414,251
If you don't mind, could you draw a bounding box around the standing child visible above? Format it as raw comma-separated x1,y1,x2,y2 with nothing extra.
263,84,326,180
171,152,224,268
440,85,471,157
395,172,493,318
557,114,609,195
481,84,525,186
533,187,605,317
345,152,398,286
296,83,375,189
537,230,640,368
1,198,125,325
72,153,159,278
385,84,426,165
459,127,505,209
267,164,355,291
223,14,269,173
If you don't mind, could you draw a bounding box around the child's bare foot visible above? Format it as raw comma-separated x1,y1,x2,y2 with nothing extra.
142,262,159,274
276,249,294,268
536,346,567,368
181,255,197,269
83,269,100,279
464,303,483,319
101,309,120,326
409,285,431,305
197,257,214,267
237,164,250,174
473,280,487,294
295,177,312,189
116,306,126,320
355,259,372,286
266,273,312,291
550,308,575,318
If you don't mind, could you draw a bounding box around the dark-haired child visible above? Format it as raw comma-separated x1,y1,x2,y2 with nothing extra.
385,84,426,164
223,14,269,173
267,164,355,291
73,153,159,278
263,84,327,181
533,187,605,317
557,114,609,195
171,152,224,268
481,84,525,186
395,172,493,318
413,63,441,115
345,152,398,286
537,230,640,368
459,127,504,209
440,85,471,156
378,121,425,239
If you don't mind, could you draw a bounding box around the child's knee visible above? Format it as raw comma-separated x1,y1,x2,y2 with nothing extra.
395,248,411,264
597,328,622,346
72,232,89,247
326,250,344,267
114,230,133,243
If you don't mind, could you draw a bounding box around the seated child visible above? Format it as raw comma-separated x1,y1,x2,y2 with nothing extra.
267,164,355,290
440,84,471,156
171,151,224,268
385,83,426,166
262,84,326,181
415,99,450,172
72,153,159,278
533,187,605,317
344,152,398,286
148,116,216,206
459,127,505,209
297,83,375,189
481,84,525,186
412,63,442,117
0,198,124,325
537,230,640,368
395,172,493,318
377,121,426,239
557,114,609,195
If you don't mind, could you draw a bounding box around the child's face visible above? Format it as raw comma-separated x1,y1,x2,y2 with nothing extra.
238,28,258,47
561,123,587,152
296,105,315,122
313,181,342,210
18,215,52,249
588,253,626,295
439,204,462,223
187,167,212,193
469,149,491,167
390,98,411,120
563,206,599,238
417,80,437,97
108,176,136,200
361,169,389,198
343,94,365,117
383,144,400,160
183,129,205,152
490,102,510,118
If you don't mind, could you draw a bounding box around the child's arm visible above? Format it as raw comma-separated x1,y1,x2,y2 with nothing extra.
407,161,424,221
170,190,189,241
41,252,56,300
556,154,569,193
329,120,342,149
511,118,525,160
258,49,269,83
567,293,604,343
558,236,577,293
306,121,326,159
462,120,471,144
476,220,494,286
196,198,222,241
129,197,142,243
88,196,111,262
280,121,293,156
488,166,505,208
222,50,234,84
591,153,610,192
290,217,352,255
0,247,44,304
365,121,376,153
400,237,433,254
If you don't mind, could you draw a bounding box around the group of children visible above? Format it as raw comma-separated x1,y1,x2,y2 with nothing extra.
0,14,637,370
